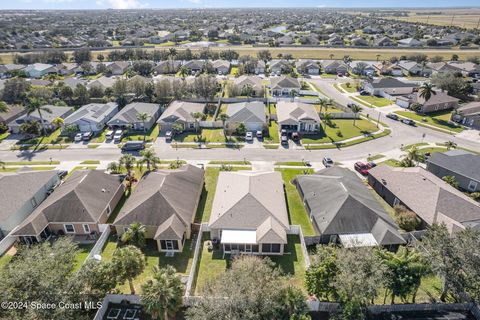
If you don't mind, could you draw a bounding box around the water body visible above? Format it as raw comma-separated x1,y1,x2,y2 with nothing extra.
269,25,287,33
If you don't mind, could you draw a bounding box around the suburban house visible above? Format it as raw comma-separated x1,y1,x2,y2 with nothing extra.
157,101,205,132
208,171,290,256
398,38,422,47
233,75,264,96
154,60,182,74
8,105,74,134
427,62,460,75
24,63,57,78
113,165,204,253
276,101,321,133
87,76,116,91
349,61,376,76
0,64,25,78
452,102,480,129
212,60,231,74
12,170,125,245
295,60,320,75
107,102,160,131
269,76,301,97
57,63,79,76
183,60,204,73
0,105,26,126
397,61,432,77
320,60,348,75
426,150,480,192
106,61,130,75
395,90,459,113
63,102,119,133
368,166,480,233
225,101,267,132
0,171,60,239
375,36,394,46
447,61,480,78
328,36,344,46
363,78,418,98
373,62,404,76
293,167,405,248
269,60,292,75
63,77,87,90
254,60,266,74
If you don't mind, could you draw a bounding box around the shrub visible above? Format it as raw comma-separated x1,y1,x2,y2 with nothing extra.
394,205,420,231
336,130,343,137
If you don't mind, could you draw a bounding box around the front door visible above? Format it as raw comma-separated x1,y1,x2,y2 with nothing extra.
165,240,175,251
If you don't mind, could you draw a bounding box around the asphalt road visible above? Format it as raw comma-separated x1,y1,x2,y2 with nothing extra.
0,78,478,164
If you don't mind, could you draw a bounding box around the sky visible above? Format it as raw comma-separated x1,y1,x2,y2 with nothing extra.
0,0,479,10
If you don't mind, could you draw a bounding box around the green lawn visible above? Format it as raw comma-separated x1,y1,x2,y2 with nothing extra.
395,110,463,133
302,119,378,144
18,128,71,145
80,160,101,165
356,95,393,107
379,159,402,167
275,162,308,166
276,168,316,236
270,235,306,290
91,128,109,143
66,166,98,178
229,66,239,76
3,160,60,165
264,121,280,144
305,128,391,150
122,124,160,142
0,167,19,172
174,129,242,143
0,132,10,142
196,167,220,223
209,160,251,165
73,243,95,272
0,253,13,270
102,237,194,294
367,154,385,162
401,142,430,151
339,83,357,93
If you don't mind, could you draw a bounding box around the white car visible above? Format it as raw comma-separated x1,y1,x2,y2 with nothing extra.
74,133,83,142
113,130,123,142
105,130,114,140
245,132,253,141
322,157,334,167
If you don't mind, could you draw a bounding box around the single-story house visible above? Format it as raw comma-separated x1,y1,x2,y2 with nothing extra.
328,36,344,46
398,38,422,47
269,76,301,97
0,64,25,78
276,101,321,133
225,102,267,132
447,61,480,78
154,60,182,74
349,61,376,76
373,62,404,76
451,102,480,129
157,101,205,132
208,171,290,255
368,166,480,234
13,170,125,245
0,105,26,125
108,102,160,131
183,60,205,73
113,165,204,253
269,60,292,75
397,61,432,77
212,60,230,75
57,63,79,76
375,37,394,47
0,171,60,239
363,78,418,98
64,102,118,133
254,60,266,74
426,150,480,192
293,167,405,248
106,61,130,75
295,60,320,75
8,105,74,134
24,63,57,78
62,77,87,90
320,60,348,75
233,75,264,96
427,62,460,75
87,76,116,91
395,90,459,113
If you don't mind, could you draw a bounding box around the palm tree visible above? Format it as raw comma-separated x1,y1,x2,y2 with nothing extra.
121,222,147,248
190,112,204,134
317,98,329,114
168,48,177,60
140,266,183,320
218,113,230,137
107,161,121,174
350,104,362,126
329,53,334,60
322,113,332,130
179,66,190,79
136,112,151,141
419,82,436,103
52,117,64,129
376,54,381,62
25,97,52,136
138,148,160,171
112,246,146,295
0,101,8,113
242,84,254,100
402,146,423,166
119,154,136,190
445,140,457,150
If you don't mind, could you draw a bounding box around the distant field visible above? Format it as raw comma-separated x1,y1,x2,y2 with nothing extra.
2,45,480,65
379,8,480,29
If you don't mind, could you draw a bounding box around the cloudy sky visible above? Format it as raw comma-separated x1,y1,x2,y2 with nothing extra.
0,0,478,10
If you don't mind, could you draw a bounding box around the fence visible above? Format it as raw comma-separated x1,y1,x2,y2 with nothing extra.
184,223,206,297
0,233,17,256
84,226,111,263
319,112,359,119
288,225,311,268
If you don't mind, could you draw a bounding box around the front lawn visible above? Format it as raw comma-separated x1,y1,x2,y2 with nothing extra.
276,168,316,236
91,128,109,143
340,83,357,93
302,119,378,144
122,124,160,142
356,95,393,107
379,159,402,167
395,110,463,133
102,237,194,294
174,129,242,143
264,121,279,143
0,132,10,142
18,128,70,145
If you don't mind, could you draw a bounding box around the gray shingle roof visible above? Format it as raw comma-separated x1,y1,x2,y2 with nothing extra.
226,102,266,124
294,167,404,246
10,105,73,124
270,76,301,90
64,102,118,125
369,78,418,89
158,101,205,123
108,103,159,125
276,101,320,124
427,150,480,182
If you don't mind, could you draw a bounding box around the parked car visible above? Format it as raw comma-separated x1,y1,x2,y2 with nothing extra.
121,141,146,152
256,130,263,139
322,157,334,167
386,113,399,120
281,129,287,137
401,119,416,126
347,103,353,108
366,162,377,169
360,90,369,96
291,132,300,142
57,170,68,179
281,135,288,146
113,130,123,142
354,162,369,175
165,131,173,142
74,133,83,142
82,131,93,141
105,130,114,140
245,132,253,141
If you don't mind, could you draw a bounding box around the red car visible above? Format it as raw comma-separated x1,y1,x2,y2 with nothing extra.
354,162,369,176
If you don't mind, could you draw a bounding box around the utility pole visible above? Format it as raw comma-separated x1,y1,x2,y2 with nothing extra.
476,17,480,30
450,14,455,27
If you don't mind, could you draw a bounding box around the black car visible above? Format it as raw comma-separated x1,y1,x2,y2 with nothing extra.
360,90,369,96
121,141,146,151
401,119,416,126
386,113,399,120
57,170,68,179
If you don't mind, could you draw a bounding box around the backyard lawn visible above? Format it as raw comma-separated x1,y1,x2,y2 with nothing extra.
395,110,463,133
301,119,378,144
356,95,393,107
102,237,195,294
276,168,316,236
73,243,95,272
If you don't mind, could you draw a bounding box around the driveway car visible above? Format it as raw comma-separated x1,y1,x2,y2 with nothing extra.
354,162,369,176
113,130,123,142
281,135,288,146
82,131,93,141
256,130,263,139
165,131,173,142
386,113,399,120
74,133,83,142
245,132,253,141
322,157,334,167
401,119,416,126
105,130,114,140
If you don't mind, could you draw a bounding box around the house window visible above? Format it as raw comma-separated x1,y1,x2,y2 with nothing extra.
123,227,129,233
83,224,90,234
262,243,281,253
160,240,179,251
224,244,231,252
30,197,38,208
468,181,478,192
106,205,112,216
393,197,400,206
64,224,75,233
189,123,195,129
